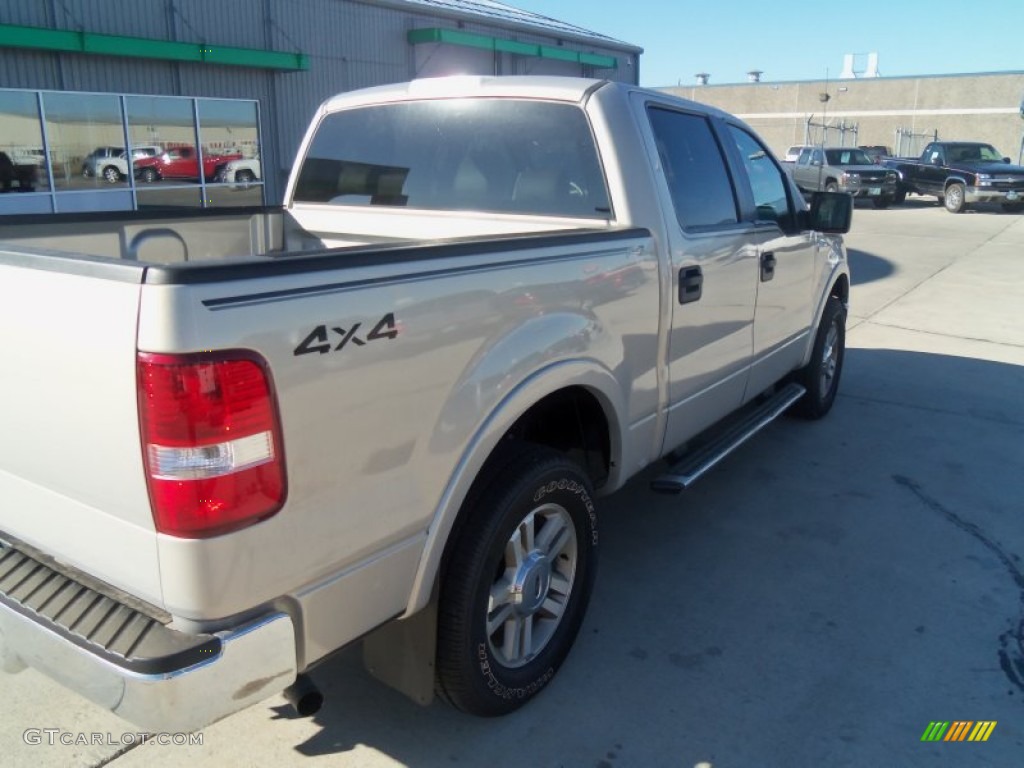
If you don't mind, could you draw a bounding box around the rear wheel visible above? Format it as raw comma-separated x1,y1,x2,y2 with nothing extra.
944,183,966,213
236,169,255,184
139,167,158,183
872,197,890,209
892,189,907,205
436,445,598,716
101,165,122,184
791,296,846,420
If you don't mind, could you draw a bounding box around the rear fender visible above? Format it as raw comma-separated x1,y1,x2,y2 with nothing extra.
403,359,626,616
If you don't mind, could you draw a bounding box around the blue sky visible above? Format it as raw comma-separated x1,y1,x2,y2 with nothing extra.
510,0,1024,87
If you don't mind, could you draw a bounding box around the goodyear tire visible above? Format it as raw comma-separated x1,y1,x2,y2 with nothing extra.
436,445,598,716
791,296,846,420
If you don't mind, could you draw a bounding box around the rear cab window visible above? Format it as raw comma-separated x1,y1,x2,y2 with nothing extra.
293,99,612,219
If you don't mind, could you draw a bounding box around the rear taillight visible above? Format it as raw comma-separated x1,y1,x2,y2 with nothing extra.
137,351,286,538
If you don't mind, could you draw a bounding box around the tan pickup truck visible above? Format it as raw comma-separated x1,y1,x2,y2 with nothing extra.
0,76,851,731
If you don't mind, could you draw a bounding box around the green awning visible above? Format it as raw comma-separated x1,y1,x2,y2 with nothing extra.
0,23,308,71
408,28,617,69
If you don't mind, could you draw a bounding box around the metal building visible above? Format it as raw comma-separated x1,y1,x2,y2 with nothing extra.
0,0,641,213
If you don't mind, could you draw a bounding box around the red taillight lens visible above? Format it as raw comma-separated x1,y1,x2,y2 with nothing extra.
138,352,286,538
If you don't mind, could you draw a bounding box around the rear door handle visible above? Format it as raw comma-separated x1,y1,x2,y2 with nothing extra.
760,251,776,282
679,266,703,304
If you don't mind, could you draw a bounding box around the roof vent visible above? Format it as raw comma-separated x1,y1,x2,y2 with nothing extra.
695,72,710,85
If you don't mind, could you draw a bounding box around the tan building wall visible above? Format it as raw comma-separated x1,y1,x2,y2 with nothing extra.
661,72,1024,162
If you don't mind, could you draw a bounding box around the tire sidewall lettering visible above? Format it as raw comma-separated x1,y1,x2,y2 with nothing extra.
474,471,597,700
477,642,555,701
533,478,597,544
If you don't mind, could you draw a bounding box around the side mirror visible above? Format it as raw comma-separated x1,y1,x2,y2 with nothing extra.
1003,157,1011,164
807,191,852,234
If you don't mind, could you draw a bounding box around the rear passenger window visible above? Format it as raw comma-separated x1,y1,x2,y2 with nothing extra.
646,107,738,230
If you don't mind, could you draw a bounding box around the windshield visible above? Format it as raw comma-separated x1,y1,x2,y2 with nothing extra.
948,144,1004,163
825,148,873,166
293,99,611,219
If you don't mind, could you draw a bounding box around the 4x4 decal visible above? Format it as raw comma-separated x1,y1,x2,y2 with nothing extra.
294,313,398,356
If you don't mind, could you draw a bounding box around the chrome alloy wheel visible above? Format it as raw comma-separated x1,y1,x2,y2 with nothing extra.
820,321,840,399
486,504,578,668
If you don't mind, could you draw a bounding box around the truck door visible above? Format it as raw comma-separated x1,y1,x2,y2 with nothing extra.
919,143,946,194
639,102,758,452
722,124,817,397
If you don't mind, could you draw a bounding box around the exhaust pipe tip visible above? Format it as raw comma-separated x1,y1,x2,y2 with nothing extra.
283,673,323,717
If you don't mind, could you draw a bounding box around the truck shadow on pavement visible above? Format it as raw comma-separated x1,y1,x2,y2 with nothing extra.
846,248,894,286
276,347,1023,767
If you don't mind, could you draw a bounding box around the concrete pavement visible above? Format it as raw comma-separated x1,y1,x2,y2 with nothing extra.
3,202,1023,767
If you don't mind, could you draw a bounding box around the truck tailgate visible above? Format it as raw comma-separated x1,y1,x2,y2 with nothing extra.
0,254,162,606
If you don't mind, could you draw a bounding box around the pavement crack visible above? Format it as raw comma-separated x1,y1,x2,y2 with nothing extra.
894,475,1024,697
856,320,1024,350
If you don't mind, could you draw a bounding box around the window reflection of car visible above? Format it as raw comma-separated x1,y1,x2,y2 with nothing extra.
8,148,46,168
134,146,243,183
0,151,38,192
218,156,261,187
83,146,162,183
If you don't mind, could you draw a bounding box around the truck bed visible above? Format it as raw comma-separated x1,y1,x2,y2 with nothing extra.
0,213,655,625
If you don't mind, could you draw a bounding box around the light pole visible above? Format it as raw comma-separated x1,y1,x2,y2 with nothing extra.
817,83,830,190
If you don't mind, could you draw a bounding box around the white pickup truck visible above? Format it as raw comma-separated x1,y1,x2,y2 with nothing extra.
0,76,851,731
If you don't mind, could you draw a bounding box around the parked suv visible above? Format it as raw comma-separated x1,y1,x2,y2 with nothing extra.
791,146,900,208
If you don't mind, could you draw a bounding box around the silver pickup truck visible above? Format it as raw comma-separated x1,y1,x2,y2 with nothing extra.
0,76,851,731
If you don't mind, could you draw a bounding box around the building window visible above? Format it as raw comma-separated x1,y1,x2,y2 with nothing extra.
0,88,264,216
0,90,52,214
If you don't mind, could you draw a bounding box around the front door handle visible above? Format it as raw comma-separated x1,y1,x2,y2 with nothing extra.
679,266,703,304
760,251,776,282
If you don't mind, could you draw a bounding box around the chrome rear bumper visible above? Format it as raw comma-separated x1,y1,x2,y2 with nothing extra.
0,538,296,732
